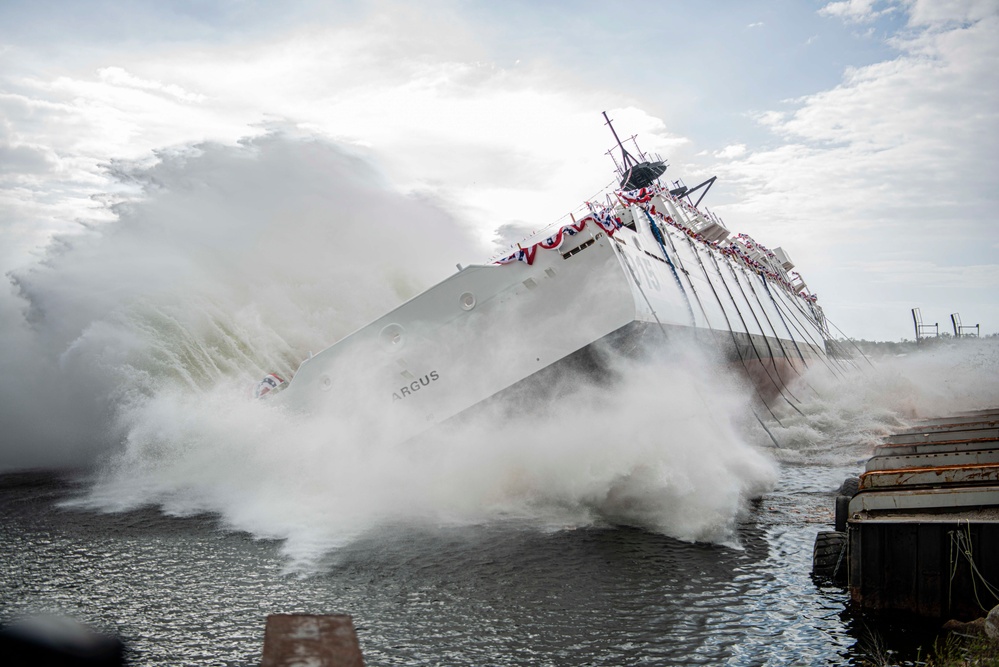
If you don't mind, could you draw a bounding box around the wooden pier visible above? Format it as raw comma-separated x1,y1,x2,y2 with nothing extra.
819,409,999,620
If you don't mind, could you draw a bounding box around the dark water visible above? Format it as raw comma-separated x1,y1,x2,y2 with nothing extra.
0,461,943,666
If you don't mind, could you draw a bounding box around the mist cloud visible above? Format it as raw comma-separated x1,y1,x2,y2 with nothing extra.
0,130,481,472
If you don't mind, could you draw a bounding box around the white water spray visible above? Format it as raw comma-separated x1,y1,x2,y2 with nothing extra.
4,130,997,566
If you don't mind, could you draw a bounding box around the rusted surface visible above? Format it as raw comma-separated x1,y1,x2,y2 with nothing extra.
902,409,999,428
884,427,999,446
879,435,999,450
865,448,999,471
848,484,999,514
851,508,999,523
859,462,999,490
871,440,999,459
848,520,999,619
261,615,365,667
846,409,999,618
896,418,999,433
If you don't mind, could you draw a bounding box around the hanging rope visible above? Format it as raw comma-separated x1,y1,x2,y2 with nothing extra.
642,208,715,330
706,251,804,416
758,273,808,367
643,208,697,327
822,314,877,370
743,271,805,374
614,242,670,339
672,224,786,427
766,282,850,380
611,239,776,437
949,521,999,612
725,263,805,407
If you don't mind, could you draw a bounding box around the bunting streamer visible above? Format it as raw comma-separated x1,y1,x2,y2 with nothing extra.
618,187,655,205
736,233,778,262
538,219,586,250
494,209,621,265
591,208,624,236
495,244,538,265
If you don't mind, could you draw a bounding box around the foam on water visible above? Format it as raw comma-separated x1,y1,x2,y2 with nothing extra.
767,341,999,464
3,130,997,568
69,343,776,567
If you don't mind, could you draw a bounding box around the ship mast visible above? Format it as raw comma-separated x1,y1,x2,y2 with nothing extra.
603,111,641,173
602,111,668,191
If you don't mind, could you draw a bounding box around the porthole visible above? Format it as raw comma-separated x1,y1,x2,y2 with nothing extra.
380,323,405,348
459,292,476,311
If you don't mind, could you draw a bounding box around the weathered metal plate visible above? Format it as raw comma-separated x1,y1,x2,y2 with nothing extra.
885,427,999,446
848,484,999,515
847,408,999,620
866,448,999,471
955,408,999,418
896,418,999,433
849,507,999,524
860,463,999,489
848,519,999,619
872,439,999,458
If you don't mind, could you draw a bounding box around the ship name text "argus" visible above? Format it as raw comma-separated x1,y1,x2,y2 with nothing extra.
392,371,440,401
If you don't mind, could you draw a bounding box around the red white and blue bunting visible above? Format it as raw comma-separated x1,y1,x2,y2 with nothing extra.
617,187,655,205
539,219,586,249
494,208,622,266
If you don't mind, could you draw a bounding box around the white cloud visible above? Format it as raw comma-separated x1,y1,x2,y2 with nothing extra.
97,67,205,103
1,5,698,270
1,0,997,345
819,0,900,23
715,144,747,159
709,7,998,338
907,0,997,27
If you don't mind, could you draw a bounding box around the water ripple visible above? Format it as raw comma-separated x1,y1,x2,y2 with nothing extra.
0,468,890,666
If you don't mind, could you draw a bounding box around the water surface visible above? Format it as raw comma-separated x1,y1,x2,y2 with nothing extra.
2,460,905,667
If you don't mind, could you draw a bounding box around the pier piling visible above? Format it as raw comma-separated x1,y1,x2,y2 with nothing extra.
261,614,365,667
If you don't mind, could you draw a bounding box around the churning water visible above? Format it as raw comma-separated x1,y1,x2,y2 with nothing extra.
2,132,998,665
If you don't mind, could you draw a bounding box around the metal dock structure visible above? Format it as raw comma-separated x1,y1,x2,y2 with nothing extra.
831,409,999,619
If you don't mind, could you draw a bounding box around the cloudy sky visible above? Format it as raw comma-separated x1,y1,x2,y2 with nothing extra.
2,0,997,341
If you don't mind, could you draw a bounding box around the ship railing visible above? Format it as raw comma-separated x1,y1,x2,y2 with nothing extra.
774,263,794,286
732,237,763,262
759,251,788,279
654,194,723,240
772,246,795,271
813,303,831,337
690,208,730,243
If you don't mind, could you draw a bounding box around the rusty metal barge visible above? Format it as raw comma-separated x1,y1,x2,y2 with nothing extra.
814,408,999,620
